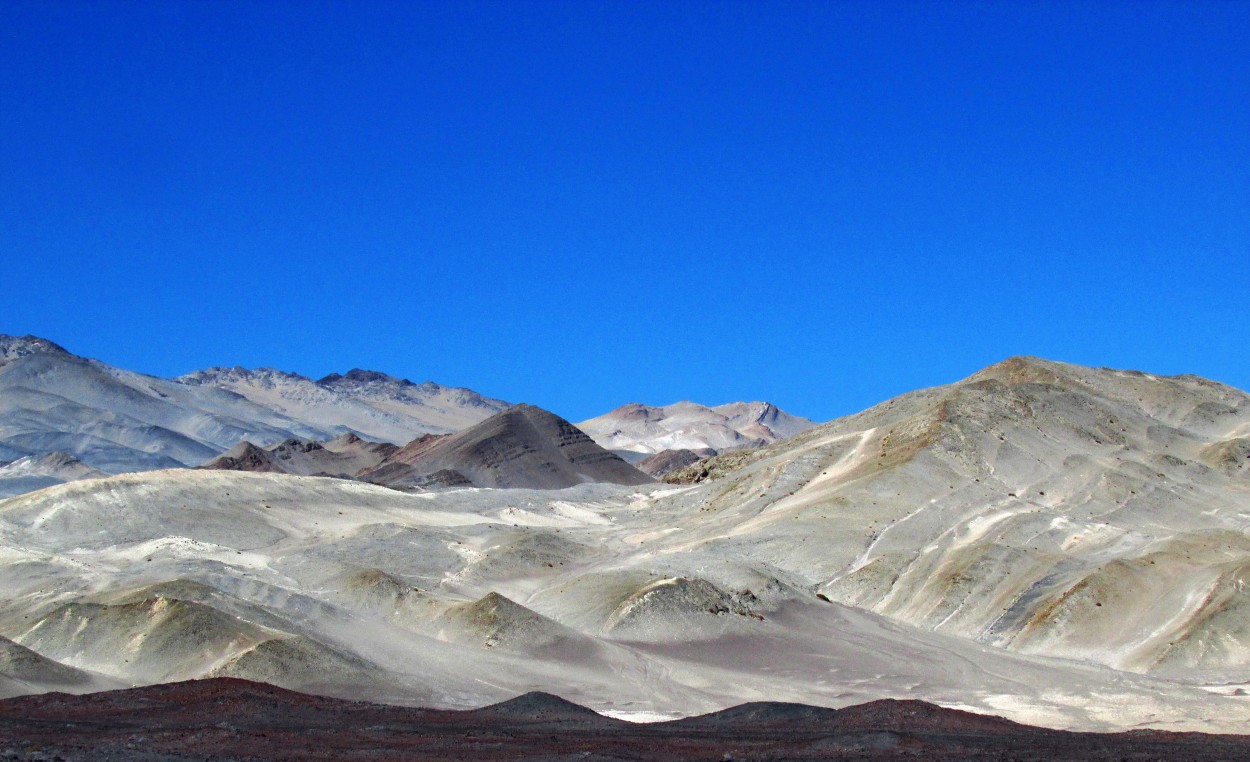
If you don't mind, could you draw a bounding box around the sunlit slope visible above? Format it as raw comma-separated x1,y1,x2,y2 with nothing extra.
2,463,1250,730
0,634,122,698
0,335,508,486
637,357,1250,675
578,401,815,454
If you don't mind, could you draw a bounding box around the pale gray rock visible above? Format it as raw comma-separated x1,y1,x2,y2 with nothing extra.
180,366,510,442
578,400,815,454
0,335,70,363
0,335,507,493
636,357,1250,677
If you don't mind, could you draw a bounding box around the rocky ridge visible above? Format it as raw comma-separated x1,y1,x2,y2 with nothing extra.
4,679,1250,761
0,335,508,488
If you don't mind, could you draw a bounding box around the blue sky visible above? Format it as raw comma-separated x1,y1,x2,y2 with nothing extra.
3,1,1246,422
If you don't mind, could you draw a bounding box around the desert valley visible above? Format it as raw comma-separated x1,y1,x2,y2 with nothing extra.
1,334,1250,758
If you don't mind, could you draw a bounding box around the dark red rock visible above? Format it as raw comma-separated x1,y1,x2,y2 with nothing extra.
2,679,1249,761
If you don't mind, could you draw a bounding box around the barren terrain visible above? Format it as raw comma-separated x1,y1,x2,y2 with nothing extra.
5,679,1250,761
3,357,1250,739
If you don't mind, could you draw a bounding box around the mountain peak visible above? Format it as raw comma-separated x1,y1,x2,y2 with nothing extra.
0,334,71,362
199,441,283,473
179,366,310,386
361,403,652,489
475,691,611,722
319,368,409,387
964,356,1086,390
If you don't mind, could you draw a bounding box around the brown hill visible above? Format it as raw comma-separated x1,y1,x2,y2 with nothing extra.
200,441,284,473
362,404,654,489
201,433,397,477
635,448,711,478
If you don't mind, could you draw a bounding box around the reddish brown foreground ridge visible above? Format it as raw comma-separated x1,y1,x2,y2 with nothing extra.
3,679,1250,761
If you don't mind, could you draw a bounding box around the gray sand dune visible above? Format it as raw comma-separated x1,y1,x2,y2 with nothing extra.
2,467,1249,729
209,634,393,698
10,451,108,482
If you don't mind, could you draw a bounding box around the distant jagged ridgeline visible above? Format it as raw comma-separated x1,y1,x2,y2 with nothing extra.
0,334,508,493
578,400,817,455
0,334,764,495
200,434,399,478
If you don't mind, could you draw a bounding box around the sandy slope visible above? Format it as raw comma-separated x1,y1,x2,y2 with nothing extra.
2,456,1250,731
0,635,121,699
629,358,1250,682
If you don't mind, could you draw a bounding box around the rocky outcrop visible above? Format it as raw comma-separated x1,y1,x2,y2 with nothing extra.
200,441,285,473
635,448,710,478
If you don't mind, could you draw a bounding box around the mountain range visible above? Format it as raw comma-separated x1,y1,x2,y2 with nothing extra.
0,334,506,480
577,400,815,457
353,404,653,489
201,433,399,479
0,335,808,495
204,405,653,490
3,350,1250,733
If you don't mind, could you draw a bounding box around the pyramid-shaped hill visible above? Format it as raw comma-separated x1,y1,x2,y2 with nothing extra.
200,441,285,473
361,404,654,489
470,690,619,725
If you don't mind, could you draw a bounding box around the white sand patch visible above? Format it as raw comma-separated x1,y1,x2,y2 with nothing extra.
600,709,685,723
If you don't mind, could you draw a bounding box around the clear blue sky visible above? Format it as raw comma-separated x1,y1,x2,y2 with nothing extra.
3,1,1247,422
